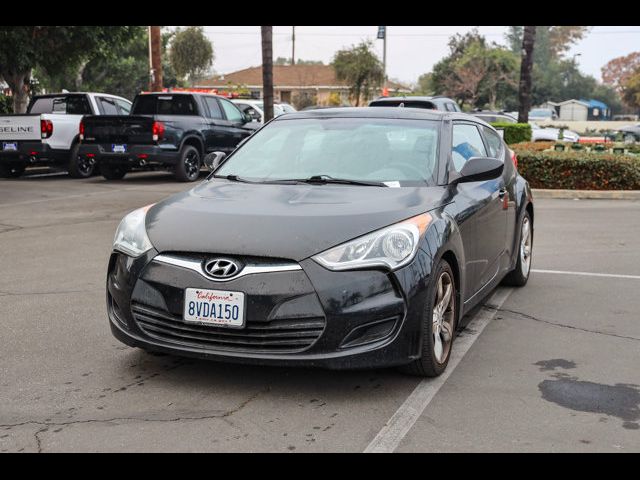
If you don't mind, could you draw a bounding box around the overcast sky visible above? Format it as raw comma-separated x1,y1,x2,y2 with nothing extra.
186,26,640,85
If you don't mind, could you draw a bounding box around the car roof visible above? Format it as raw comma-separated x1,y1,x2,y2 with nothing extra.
273,107,491,126
370,96,454,103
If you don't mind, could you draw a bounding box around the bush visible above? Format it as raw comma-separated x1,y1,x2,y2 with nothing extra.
491,122,532,144
511,141,554,152
0,95,12,114
515,150,640,190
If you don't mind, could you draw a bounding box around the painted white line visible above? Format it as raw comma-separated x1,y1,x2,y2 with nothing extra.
364,287,514,453
532,269,640,280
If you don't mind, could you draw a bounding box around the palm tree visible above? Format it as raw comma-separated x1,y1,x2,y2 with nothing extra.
517,26,536,123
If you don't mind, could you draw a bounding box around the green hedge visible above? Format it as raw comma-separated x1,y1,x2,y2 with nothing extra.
491,122,532,144
514,150,640,190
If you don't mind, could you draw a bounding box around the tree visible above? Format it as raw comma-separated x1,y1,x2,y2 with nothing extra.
602,52,640,100
428,31,519,110
621,69,640,111
332,41,384,106
261,26,274,122
415,73,435,95
0,26,136,112
169,27,214,84
518,26,536,123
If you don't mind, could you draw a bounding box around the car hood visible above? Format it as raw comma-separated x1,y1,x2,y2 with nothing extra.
145,180,449,261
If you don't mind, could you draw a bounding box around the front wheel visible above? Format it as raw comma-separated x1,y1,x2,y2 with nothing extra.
173,145,201,182
502,211,532,287
400,259,457,377
0,164,26,178
100,164,127,180
67,144,95,178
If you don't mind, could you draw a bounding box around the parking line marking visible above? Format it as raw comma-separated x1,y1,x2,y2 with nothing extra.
364,287,514,453
532,269,640,280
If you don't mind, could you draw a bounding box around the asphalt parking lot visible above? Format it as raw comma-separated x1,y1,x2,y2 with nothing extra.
1,169,639,452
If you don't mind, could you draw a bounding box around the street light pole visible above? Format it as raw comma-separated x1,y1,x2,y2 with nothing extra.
149,26,163,92
292,26,296,66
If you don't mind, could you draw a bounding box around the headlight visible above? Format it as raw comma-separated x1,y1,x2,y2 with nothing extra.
113,205,154,257
312,213,432,271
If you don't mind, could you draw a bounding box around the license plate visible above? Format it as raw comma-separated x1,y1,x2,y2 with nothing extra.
2,142,17,151
112,144,127,153
183,288,245,328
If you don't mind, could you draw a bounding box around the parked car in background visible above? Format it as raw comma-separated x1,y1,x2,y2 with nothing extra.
530,121,580,143
369,96,462,112
0,92,131,178
471,110,517,124
528,108,558,121
617,123,640,142
79,92,259,182
106,107,534,377
231,99,286,124
278,103,297,114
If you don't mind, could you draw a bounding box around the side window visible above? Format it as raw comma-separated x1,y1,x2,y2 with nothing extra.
98,97,119,115
482,126,504,159
219,98,244,123
204,97,223,119
115,99,132,115
451,124,487,172
445,103,457,112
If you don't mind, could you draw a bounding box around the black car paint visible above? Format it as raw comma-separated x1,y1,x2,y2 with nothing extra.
79,93,259,171
106,108,533,369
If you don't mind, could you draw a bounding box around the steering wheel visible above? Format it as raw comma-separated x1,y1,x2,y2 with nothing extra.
385,162,427,179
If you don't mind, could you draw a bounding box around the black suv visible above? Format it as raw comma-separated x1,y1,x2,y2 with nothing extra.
369,96,462,112
79,93,259,182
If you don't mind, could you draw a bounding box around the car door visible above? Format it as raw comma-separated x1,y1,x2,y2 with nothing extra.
215,98,253,153
482,125,517,270
201,96,228,153
450,122,506,294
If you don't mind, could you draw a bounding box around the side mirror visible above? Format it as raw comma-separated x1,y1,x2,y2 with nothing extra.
451,157,504,184
204,151,226,171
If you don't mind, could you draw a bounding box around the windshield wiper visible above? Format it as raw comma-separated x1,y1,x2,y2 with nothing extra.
281,175,388,187
213,174,257,183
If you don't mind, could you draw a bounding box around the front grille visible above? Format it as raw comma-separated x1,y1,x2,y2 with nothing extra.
131,302,325,353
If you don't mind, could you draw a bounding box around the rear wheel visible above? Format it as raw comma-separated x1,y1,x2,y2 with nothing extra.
100,164,127,180
173,145,201,182
400,259,457,377
502,211,532,287
67,143,95,178
0,164,26,178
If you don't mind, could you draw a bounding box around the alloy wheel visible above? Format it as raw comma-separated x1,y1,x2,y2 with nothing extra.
184,151,200,179
432,271,455,363
520,217,532,276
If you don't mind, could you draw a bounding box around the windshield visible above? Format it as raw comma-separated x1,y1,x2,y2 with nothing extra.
216,117,440,185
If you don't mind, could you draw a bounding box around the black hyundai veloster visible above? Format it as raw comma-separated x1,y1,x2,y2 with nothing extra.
107,108,533,377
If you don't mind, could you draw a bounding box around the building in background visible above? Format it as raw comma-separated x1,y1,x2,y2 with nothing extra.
198,65,411,109
542,99,611,121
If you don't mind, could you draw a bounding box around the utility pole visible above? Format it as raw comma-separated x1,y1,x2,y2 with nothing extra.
377,26,388,94
261,26,274,122
292,26,296,65
149,26,163,92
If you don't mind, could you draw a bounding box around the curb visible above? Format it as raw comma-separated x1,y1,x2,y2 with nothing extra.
532,189,640,200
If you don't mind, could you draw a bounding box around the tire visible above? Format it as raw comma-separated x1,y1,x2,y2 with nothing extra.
400,259,457,377
624,133,637,144
100,163,127,180
502,210,533,287
0,164,26,178
173,145,201,182
67,143,95,178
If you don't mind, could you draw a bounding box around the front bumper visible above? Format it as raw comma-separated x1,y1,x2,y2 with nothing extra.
79,143,180,168
107,248,433,370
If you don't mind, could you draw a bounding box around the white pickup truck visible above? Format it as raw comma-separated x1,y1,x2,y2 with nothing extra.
0,92,132,178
